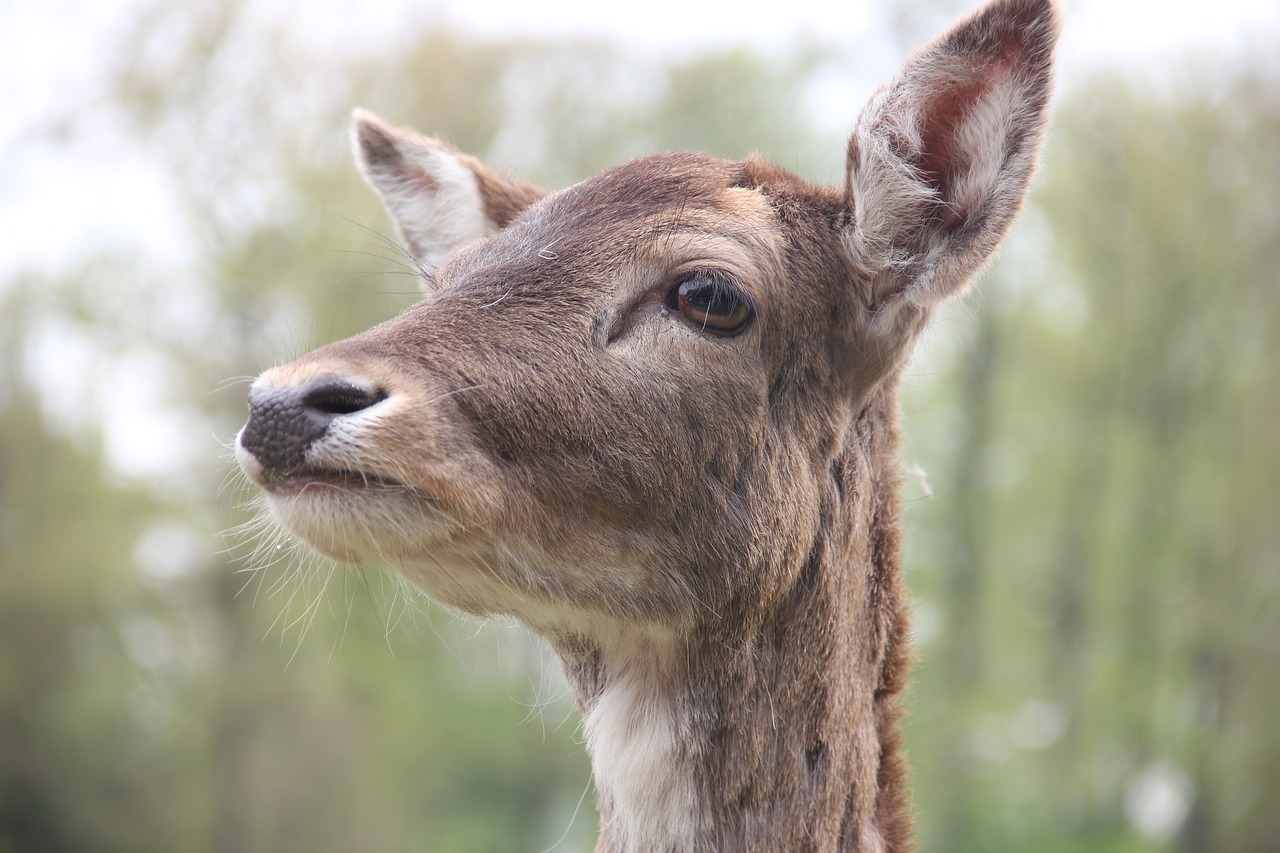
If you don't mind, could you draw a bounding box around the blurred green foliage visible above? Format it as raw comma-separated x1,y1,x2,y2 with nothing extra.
2,1,1278,851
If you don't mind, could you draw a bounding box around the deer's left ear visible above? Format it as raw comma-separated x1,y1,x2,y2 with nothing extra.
843,0,1060,311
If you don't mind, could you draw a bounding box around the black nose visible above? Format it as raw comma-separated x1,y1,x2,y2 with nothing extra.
240,378,385,474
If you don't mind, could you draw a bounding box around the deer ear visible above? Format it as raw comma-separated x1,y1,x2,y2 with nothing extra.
352,110,548,286
843,0,1060,311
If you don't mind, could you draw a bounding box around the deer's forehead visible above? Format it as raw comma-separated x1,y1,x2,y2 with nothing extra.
625,188,786,276
450,173,787,297
534,157,782,244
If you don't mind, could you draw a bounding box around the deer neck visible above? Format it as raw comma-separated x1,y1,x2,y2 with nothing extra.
555,392,913,853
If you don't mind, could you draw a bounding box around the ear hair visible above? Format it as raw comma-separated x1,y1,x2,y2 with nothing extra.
352,110,546,288
844,0,1061,312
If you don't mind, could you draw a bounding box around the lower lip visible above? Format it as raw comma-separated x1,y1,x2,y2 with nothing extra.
264,472,391,495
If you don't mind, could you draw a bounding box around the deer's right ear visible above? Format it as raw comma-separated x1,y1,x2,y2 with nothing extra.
353,110,548,287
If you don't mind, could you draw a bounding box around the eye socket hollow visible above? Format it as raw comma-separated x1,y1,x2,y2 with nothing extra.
665,272,755,335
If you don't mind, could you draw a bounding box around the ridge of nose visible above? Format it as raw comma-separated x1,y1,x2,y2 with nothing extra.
239,377,386,474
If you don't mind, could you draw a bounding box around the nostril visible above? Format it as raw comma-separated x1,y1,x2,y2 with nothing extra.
300,379,387,416
240,377,386,476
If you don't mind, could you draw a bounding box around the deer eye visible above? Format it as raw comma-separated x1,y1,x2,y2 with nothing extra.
665,272,755,335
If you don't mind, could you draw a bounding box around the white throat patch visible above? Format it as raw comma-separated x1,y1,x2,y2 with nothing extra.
583,638,700,852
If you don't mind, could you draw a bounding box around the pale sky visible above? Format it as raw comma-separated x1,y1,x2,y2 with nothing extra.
436,0,1280,60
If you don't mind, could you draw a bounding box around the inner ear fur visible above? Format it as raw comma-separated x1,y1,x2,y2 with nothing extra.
844,0,1061,311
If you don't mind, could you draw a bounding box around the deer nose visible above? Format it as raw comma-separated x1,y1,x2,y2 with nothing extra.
239,377,386,474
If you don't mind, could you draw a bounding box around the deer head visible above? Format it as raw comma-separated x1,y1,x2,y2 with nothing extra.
235,1,1059,849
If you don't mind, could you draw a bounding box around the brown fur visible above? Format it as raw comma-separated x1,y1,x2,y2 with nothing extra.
470,160,547,227
235,2,1059,850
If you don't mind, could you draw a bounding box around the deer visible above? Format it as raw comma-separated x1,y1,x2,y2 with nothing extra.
234,0,1059,849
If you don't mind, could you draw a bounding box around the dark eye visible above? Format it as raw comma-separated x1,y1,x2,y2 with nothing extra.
665,272,755,335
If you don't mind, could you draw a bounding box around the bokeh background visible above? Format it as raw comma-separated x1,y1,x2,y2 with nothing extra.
2,0,1278,851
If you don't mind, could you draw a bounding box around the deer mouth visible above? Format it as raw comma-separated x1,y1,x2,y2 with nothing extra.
254,464,460,565
261,468,405,495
